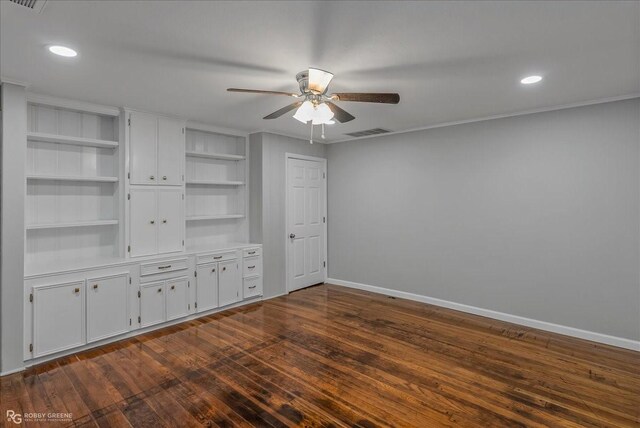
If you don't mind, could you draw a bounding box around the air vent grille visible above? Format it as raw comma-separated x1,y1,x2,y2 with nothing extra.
9,0,47,13
344,128,391,138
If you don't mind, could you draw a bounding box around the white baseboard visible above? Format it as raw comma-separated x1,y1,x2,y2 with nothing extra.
327,278,640,352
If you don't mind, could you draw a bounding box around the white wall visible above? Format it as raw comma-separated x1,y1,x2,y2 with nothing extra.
327,98,640,342
250,132,326,298
1,83,26,374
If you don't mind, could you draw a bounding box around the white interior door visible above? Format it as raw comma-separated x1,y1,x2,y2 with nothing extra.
129,111,157,185
157,117,185,186
287,157,326,292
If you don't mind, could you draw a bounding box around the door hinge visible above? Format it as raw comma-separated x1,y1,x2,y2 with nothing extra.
128,245,131,253
129,277,131,285
29,293,33,303
29,343,33,353
182,240,184,246
188,281,190,288
323,216,326,223
194,270,197,277
323,172,326,179
127,193,130,200
188,303,191,310
182,175,184,182
128,117,131,126
182,193,184,200
137,290,141,298
182,127,185,134
323,261,326,268
138,316,141,323
129,318,132,326
127,172,130,179
195,302,198,309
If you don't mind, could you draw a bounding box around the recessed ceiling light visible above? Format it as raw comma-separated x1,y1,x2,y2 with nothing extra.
48,45,77,57
521,75,542,85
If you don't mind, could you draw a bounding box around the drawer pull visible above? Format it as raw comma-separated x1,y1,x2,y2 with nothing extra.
170,285,175,290
248,265,256,269
213,256,222,260
93,284,98,290
248,251,256,255
74,288,80,293
158,265,172,270
248,285,257,289
158,288,162,293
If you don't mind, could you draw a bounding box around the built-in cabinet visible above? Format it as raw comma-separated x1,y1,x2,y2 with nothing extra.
22,95,262,367
129,111,185,186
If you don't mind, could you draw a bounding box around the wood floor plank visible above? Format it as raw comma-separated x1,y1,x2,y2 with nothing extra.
2,284,638,427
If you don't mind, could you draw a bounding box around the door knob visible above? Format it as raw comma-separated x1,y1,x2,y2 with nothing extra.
289,233,296,239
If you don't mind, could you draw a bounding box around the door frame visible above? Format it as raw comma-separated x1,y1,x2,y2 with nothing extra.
285,153,328,294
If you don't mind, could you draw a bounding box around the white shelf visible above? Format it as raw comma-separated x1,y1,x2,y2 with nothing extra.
26,220,119,230
27,175,119,183
27,132,119,149
186,214,245,221
186,180,244,186
186,151,245,161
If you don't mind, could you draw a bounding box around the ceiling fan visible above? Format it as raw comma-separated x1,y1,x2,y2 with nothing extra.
227,68,399,142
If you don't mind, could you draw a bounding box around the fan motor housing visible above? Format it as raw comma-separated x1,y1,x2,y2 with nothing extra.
296,71,310,94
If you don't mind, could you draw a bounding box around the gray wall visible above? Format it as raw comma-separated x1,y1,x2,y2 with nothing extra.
327,98,640,341
250,132,326,298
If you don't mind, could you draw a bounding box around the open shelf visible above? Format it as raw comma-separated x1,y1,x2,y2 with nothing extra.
27,132,119,149
186,214,245,221
27,175,119,183
185,151,245,161
186,180,244,186
26,220,119,230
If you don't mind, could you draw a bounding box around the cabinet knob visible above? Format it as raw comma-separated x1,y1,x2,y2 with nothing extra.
212,269,216,273
289,233,296,239
74,288,80,293
150,175,155,180
157,288,162,293
162,219,167,224
222,267,226,271
162,176,167,180
150,220,155,224
93,284,98,289
170,285,175,290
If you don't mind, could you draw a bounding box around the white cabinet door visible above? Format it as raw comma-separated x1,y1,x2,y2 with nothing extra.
166,278,190,320
157,117,185,186
140,281,165,327
157,189,184,254
86,274,129,343
129,111,158,185
196,262,218,312
218,260,240,307
33,281,85,357
130,188,158,257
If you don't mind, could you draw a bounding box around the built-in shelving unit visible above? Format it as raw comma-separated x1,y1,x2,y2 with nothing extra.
184,126,248,249
26,99,122,266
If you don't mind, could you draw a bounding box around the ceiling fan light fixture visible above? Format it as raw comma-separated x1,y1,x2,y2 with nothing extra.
293,100,315,123
293,101,335,125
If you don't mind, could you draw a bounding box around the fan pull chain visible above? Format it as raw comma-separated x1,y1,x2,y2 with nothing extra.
321,123,326,140
309,122,314,144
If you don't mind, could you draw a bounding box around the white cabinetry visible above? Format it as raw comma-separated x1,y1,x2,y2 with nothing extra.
129,188,184,257
218,259,241,307
242,247,263,299
86,273,129,343
32,281,85,357
140,281,165,327
166,278,190,320
129,112,185,186
196,263,218,312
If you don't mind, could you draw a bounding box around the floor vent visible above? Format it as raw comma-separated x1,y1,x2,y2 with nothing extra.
8,0,47,13
344,128,391,138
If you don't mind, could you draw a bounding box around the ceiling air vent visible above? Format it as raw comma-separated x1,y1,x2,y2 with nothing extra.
344,128,391,138
8,0,48,13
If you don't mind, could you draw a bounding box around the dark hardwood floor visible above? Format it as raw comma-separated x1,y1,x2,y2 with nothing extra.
1,284,639,427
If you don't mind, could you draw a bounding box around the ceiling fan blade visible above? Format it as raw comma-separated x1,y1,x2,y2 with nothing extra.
308,68,334,94
326,101,355,123
263,101,303,120
330,93,400,104
228,88,299,97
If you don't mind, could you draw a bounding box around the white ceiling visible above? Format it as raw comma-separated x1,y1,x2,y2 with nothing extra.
1,0,638,142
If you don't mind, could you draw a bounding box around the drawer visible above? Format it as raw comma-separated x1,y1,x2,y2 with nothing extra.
243,247,261,258
243,256,262,278
197,251,236,265
243,276,262,299
140,258,188,276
